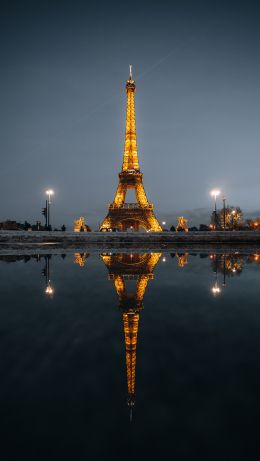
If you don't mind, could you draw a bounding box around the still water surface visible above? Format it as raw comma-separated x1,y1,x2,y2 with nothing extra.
0,251,260,460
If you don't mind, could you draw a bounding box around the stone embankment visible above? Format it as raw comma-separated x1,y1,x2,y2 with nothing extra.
0,230,260,253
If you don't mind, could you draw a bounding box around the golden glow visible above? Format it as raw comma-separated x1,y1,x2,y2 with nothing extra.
45,282,54,296
100,69,162,232
74,253,89,267
123,312,139,395
176,217,189,232
101,252,161,412
177,253,189,267
74,216,87,232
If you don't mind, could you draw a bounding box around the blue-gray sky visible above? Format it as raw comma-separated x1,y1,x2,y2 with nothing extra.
0,0,260,228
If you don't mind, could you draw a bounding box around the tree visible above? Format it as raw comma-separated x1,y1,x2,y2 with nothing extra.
199,224,209,231
247,217,260,230
24,220,31,230
216,206,243,230
61,224,66,232
170,225,176,232
189,226,198,231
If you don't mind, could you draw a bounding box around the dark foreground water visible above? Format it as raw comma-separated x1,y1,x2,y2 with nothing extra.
0,251,260,460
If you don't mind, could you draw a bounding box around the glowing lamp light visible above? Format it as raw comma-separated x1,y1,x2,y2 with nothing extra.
211,283,221,296
162,221,166,226
46,189,54,204
162,257,166,262
211,189,221,198
45,283,54,296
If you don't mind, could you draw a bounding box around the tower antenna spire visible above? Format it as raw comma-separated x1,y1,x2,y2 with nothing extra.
129,64,132,79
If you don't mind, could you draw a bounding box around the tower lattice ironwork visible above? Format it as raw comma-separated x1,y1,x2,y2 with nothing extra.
100,67,162,232
101,252,161,419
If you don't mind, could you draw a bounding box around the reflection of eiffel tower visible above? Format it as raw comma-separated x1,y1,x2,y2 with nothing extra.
101,253,161,419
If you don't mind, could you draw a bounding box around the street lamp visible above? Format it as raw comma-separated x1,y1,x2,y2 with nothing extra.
231,209,236,230
222,196,226,231
43,256,54,297
45,283,54,296
211,260,222,296
210,189,220,230
211,281,221,296
45,189,54,229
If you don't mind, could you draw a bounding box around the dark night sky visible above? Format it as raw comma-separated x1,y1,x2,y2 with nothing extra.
0,0,260,228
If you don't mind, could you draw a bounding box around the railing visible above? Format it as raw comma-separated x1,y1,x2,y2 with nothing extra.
109,203,153,210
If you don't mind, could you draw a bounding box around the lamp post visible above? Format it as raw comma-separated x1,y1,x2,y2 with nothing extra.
45,189,54,230
44,256,54,297
211,260,221,296
231,209,236,230
222,196,226,231
210,190,220,230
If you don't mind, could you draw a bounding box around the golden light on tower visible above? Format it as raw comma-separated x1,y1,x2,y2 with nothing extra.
99,67,162,232
101,252,161,419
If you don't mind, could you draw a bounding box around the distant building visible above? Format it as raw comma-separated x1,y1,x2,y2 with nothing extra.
0,220,24,230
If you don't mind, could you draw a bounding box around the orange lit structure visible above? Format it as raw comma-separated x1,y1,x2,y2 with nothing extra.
101,253,161,418
100,67,162,232
176,216,189,232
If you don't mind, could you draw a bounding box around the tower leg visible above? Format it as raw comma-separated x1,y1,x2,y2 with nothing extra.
114,183,127,207
136,183,149,207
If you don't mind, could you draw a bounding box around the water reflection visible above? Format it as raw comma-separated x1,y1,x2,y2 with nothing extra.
42,255,55,297
0,250,260,457
101,253,161,419
74,252,89,267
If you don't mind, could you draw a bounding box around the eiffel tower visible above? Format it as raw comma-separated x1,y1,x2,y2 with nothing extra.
100,66,162,232
101,252,161,419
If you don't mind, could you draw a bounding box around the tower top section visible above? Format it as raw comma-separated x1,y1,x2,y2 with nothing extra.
122,66,139,171
126,64,136,92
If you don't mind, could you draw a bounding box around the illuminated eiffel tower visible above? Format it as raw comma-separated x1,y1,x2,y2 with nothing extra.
100,66,162,232
101,252,161,419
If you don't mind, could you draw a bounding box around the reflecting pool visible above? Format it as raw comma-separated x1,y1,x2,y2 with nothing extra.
0,251,260,460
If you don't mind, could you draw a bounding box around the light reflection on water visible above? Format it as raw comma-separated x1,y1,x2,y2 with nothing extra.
0,251,260,459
